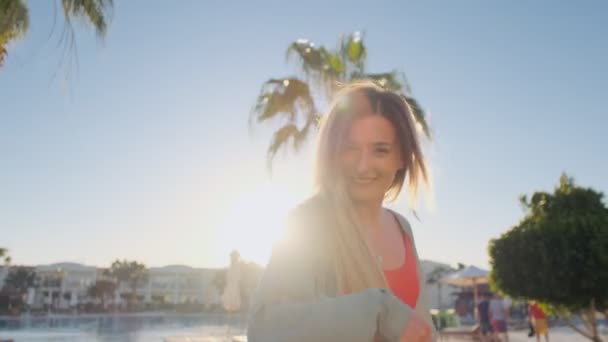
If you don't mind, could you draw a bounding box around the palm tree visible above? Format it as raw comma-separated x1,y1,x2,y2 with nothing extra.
251,31,431,168
0,0,112,69
105,260,148,310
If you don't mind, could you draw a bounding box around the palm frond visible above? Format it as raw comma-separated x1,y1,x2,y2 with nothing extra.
250,77,315,125
0,0,29,66
267,124,298,154
286,39,325,74
0,0,29,34
322,48,344,76
342,31,366,71
42,0,113,82
266,113,318,170
347,32,365,63
286,39,343,95
61,0,112,37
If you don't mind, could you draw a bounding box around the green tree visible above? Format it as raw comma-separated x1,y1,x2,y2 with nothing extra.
0,247,10,264
105,260,147,310
3,266,38,310
489,174,608,342
251,32,431,168
3,266,37,292
87,279,116,310
0,0,112,68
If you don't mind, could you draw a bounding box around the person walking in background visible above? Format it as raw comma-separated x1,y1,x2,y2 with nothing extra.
529,301,549,342
477,292,494,342
247,81,434,342
489,294,509,342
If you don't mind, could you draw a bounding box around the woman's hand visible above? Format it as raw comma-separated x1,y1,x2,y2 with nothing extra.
400,312,432,342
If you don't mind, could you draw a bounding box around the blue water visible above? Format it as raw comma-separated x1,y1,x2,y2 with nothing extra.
0,313,247,342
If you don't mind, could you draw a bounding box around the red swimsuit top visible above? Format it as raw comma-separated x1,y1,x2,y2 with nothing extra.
343,229,420,307
375,231,419,342
384,231,419,307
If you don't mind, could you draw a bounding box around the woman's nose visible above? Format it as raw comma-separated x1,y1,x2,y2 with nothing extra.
356,149,372,173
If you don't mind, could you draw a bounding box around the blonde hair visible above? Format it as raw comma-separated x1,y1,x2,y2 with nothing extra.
314,80,429,293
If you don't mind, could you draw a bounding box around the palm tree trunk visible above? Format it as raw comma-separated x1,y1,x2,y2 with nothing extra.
589,299,601,342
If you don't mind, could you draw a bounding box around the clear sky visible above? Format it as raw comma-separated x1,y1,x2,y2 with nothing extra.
1,1,607,270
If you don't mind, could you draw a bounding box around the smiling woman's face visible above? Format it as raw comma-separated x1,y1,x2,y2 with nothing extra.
338,93,404,204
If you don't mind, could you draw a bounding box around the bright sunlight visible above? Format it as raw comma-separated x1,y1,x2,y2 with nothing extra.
212,182,304,266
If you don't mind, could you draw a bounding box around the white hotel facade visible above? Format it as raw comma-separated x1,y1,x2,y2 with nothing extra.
0,262,222,310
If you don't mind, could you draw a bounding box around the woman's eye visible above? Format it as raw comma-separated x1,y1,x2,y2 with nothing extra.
375,148,389,155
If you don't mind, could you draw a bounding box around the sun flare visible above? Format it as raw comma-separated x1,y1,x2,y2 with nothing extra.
213,182,304,266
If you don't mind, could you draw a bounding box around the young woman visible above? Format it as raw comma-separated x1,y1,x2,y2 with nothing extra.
247,81,435,342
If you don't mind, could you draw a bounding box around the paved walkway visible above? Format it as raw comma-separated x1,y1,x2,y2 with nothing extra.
164,327,608,342
442,327,606,342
